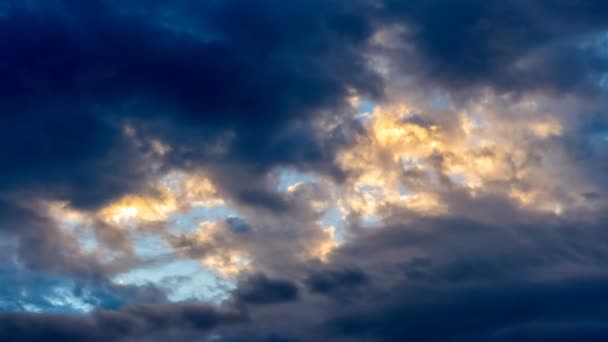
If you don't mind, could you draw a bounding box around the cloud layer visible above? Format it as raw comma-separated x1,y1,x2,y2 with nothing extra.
2,0,608,341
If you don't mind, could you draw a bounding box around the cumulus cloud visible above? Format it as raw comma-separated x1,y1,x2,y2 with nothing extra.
2,0,608,341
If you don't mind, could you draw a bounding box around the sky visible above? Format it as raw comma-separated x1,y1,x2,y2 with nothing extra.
2,1,608,341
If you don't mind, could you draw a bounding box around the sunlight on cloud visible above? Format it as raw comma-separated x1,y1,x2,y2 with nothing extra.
99,191,178,225
99,171,223,226
193,221,252,278
311,225,339,262
42,89,597,292
334,91,596,221
43,170,242,300
40,93,597,305
337,103,448,219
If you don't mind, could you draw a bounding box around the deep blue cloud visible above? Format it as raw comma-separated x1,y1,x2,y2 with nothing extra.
306,268,369,295
382,0,608,94
235,274,299,305
0,302,245,342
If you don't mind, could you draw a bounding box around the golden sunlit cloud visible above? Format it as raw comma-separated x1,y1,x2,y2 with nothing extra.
311,225,339,262
99,190,178,225
98,171,223,226
333,92,591,221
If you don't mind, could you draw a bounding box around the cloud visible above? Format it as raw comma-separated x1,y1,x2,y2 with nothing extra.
235,274,299,305
0,0,381,295
5,210,608,341
325,276,608,342
378,0,608,94
0,0,382,214
306,268,369,295
2,0,608,341
0,302,245,342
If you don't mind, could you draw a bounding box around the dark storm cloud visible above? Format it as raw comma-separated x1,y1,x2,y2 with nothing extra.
380,0,608,94
0,0,381,207
0,302,245,342
235,274,299,305
307,210,608,342
4,203,608,341
218,212,608,341
0,106,147,209
326,276,608,342
305,268,369,295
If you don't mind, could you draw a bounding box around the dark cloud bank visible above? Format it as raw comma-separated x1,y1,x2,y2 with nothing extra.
2,0,608,341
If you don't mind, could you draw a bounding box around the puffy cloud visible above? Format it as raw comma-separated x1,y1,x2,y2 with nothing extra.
336,90,604,225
